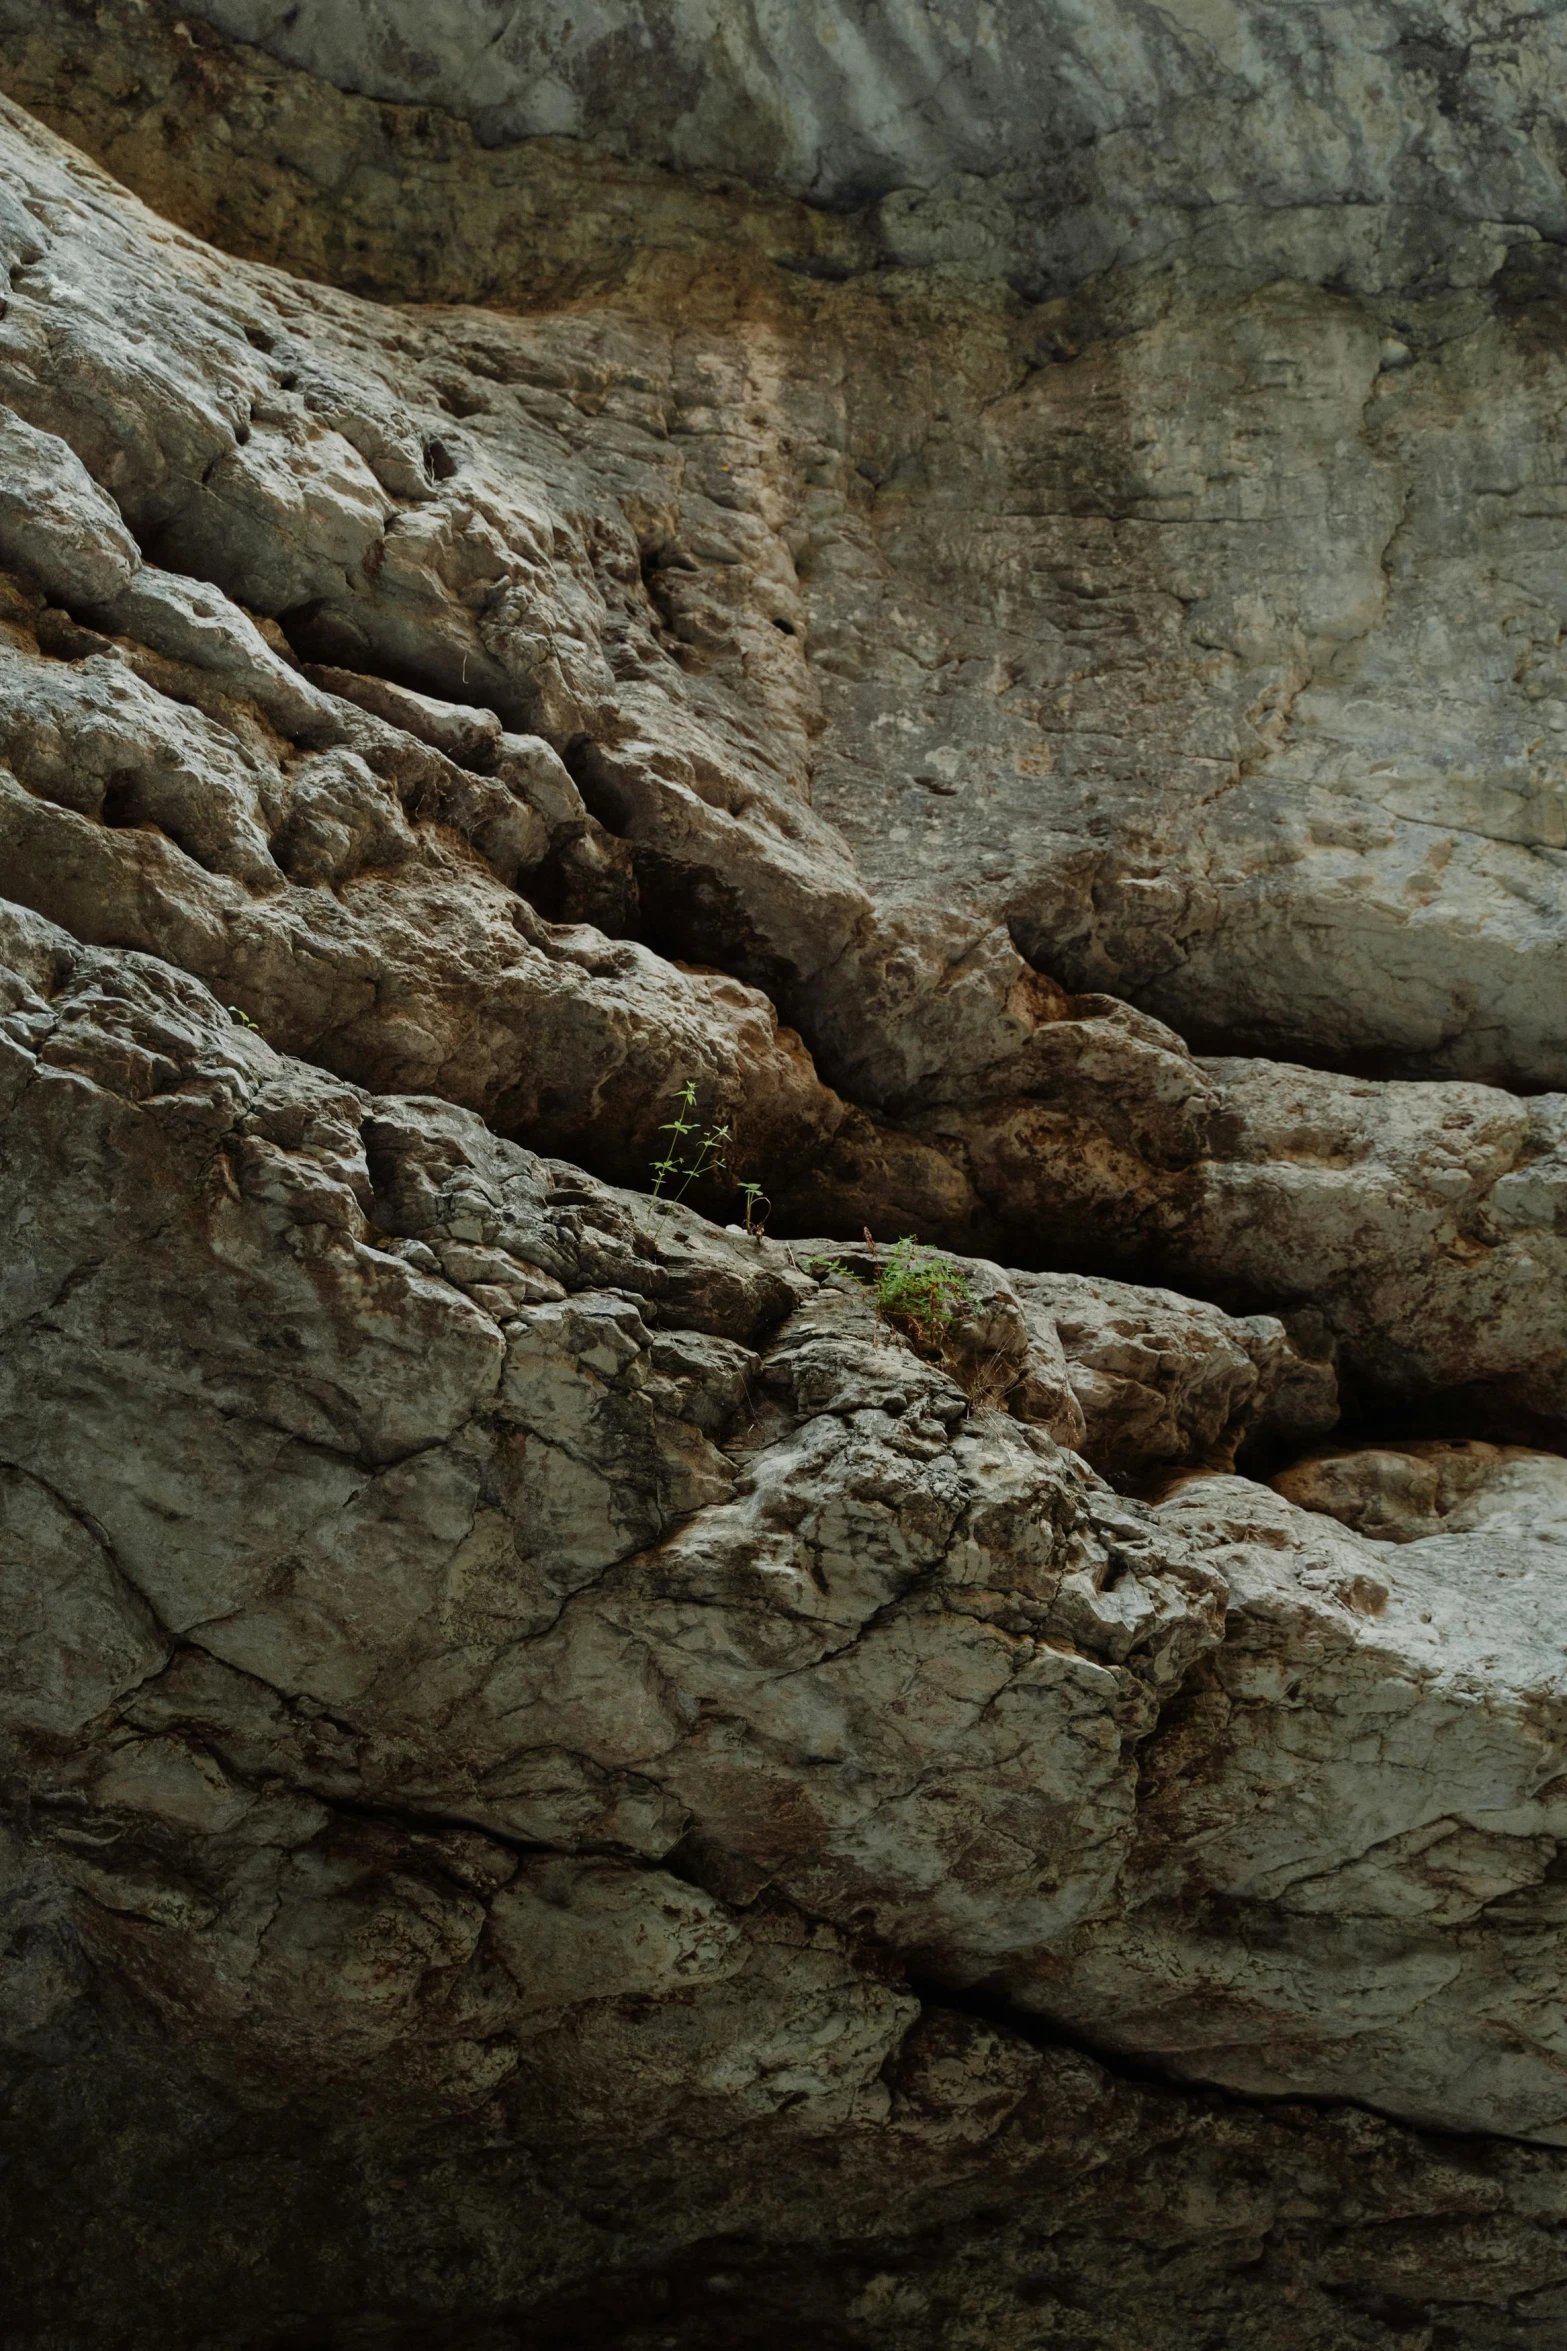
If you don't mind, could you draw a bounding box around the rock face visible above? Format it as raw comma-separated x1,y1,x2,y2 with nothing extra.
11,904,1567,2345
16,0,1567,1097
157,1,1567,270
2,6,1567,2346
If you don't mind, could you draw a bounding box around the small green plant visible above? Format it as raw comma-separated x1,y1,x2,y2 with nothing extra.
649,1080,731,1214
807,1233,976,1355
646,1083,775,1237
228,1005,259,1030
870,1235,976,1351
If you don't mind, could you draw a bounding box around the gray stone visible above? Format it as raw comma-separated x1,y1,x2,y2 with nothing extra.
0,403,139,607
175,1,1567,293
1,13,1567,2342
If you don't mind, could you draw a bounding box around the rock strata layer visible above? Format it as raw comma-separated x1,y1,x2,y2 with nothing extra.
1,8,1566,2346
11,0,1567,1100
9,903,1567,2346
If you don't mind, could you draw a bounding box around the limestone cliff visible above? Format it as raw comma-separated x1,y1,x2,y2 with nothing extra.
2,6,1567,2346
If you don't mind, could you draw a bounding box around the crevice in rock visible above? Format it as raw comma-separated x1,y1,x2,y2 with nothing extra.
6,20,1567,2337
1297,1384,1567,1466
462,2244,879,2351
271,600,533,733
1171,1013,1564,1103
907,1978,1558,2154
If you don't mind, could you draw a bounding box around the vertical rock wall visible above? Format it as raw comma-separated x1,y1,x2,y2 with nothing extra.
1,6,1567,2344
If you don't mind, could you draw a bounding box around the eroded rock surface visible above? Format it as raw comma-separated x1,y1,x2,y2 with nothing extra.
0,88,1559,1422
6,908,1567,2341
11,0,1567,1096
2,9,1567,2346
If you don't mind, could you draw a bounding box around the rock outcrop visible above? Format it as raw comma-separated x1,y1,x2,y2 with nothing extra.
2,6,1567,2345
10,901,1567,2345
12,0,1567,1101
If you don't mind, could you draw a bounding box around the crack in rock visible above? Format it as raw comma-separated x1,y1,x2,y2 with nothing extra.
3,13,1567,2342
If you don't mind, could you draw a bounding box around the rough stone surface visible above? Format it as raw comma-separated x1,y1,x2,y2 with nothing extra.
2,8,1567,2345
1013,1269,1340,1481
0,82,1559,1422
1276,1436,1567,1541
1035,1465,1567,2141
166,1,1567,279
8,907,1567,2344
11,0,1567,1095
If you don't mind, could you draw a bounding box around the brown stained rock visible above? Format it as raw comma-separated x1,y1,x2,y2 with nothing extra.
0,96,1555,1417
1013,1269,1339,1480
6,908,1567,2344
2,14,1567,2343
9,3,1567,1097
1275,1438,1567,1543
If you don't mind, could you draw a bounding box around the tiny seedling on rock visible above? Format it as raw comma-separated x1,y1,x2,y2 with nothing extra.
647,1084,772,1238
649,1080,731,1215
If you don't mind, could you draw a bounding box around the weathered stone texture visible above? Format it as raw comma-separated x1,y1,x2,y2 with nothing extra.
12,1,1567,1097
8,903,1567,2344
2,5,1567,2344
